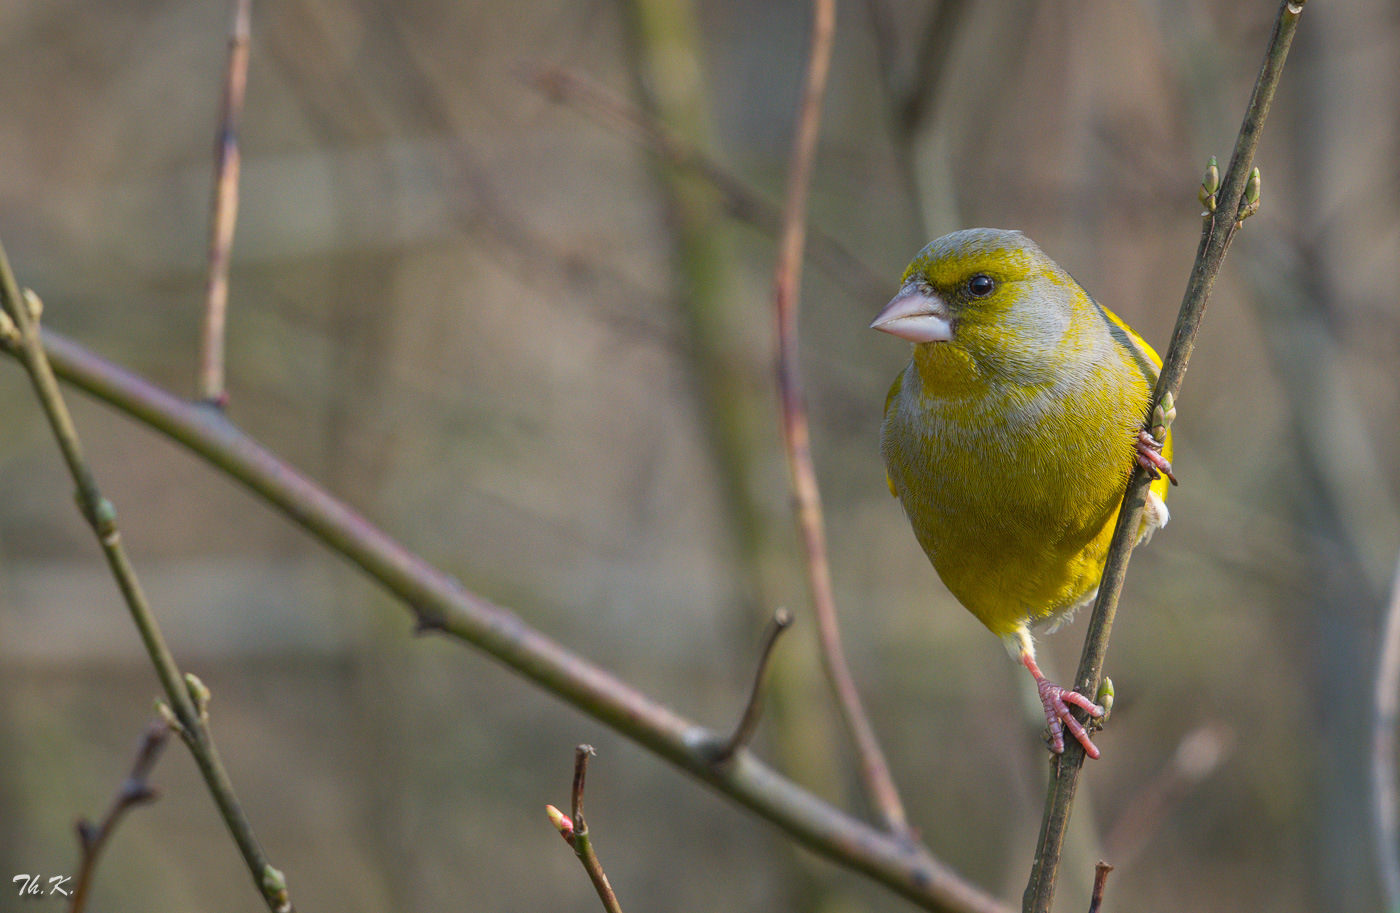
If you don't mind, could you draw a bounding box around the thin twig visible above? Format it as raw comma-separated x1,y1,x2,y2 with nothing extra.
546,746,624,913
525,64,888,302
197,0,252,406
771,0,911,841
1086,862,1113,913
0,321,1009,913
0,248,293,913
68,720,171,913
1022,3,1306,912
715,609,795,763
1372,554,1400,912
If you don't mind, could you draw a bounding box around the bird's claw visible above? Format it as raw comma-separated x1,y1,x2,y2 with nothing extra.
1135,430,1177,486
1036,677,1105,759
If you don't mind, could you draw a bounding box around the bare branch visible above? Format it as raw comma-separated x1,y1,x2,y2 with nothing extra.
714,609,794,763
545,746,624,913
0,248,294,913
197,0,252,406
0,319,1009,913
771,0,911,841
68,720,171,913
1023,3,1307,911
1086,862,1113,913
525,64,888,303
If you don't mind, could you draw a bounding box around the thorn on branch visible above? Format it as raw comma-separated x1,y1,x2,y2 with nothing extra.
714,609,794,764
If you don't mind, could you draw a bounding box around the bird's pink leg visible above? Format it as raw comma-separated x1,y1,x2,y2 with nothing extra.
1135,430,1177,486
1020,652,1105,759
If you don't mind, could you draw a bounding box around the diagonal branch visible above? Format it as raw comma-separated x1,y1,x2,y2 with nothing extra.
526,64,888,303
0,319,1008,913
0,248,294,913
1022,3,1307,911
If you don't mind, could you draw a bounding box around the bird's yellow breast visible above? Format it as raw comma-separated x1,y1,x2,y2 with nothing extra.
881,302,1170,638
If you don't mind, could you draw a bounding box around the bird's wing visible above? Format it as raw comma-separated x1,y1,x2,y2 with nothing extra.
883,372,903,497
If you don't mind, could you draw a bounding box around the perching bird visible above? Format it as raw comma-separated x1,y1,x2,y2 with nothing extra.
872,228,1174,758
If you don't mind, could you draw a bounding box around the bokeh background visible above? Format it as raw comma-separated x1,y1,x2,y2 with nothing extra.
2,0,1398,911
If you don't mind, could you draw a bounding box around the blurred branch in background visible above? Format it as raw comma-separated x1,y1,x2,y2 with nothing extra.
1023,3,1306,910
527,63,888,303
770,0,913,842
0,256,294,913
1371,557,1400,913
196,0,252,407
68,720,170,913
0,326,1010,913
1102,722,1234,870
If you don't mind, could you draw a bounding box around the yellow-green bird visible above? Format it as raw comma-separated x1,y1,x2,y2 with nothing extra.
871,228,1174,758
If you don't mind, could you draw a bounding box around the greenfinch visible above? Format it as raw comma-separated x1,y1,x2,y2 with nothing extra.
871,229,1174,758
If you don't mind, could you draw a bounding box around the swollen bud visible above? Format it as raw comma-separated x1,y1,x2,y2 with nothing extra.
1198,156,1220,212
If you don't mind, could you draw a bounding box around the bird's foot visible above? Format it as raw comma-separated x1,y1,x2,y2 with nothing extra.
1021,652,1105,758
1135,430,1177,486
1036,677,1105,759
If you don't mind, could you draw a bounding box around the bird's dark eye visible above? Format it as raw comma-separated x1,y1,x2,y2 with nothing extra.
967,274,995,298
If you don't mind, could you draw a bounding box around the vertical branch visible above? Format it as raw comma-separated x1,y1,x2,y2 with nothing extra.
545,746,624,913
1022,3,1306,911
0,247,294,913
1372,555,1400,912
197,0,252,406
772,0,910,839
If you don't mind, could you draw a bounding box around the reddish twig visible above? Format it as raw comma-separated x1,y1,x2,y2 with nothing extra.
771,0,911,840
546,746,624,913
1086,862,1113,913
714,609,795,763
68,720,171,913
197,0,252,406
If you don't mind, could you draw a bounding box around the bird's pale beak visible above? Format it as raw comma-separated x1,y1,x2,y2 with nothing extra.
869,285,953,343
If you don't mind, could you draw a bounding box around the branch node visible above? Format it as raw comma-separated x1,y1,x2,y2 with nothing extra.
412,605,448,635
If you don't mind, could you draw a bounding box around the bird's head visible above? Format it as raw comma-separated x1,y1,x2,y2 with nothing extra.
870,229,1083,373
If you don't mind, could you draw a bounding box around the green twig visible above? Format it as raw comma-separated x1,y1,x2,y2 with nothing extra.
772,0,912,842
1022,3,1307,912
0,245,294,913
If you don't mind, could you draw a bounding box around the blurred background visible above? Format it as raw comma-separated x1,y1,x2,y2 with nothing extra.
1,0,1397,910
